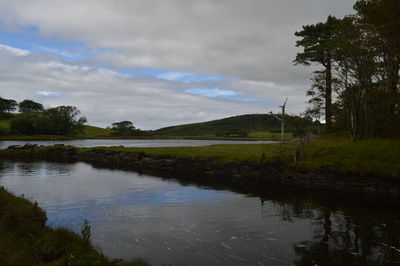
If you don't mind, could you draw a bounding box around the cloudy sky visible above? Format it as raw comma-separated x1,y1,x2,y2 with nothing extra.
0,0,354,129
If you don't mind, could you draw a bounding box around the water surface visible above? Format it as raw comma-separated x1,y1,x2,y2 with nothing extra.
0,161,399,265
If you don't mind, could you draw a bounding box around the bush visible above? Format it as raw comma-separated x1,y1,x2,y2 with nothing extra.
0,112,15,120
10,106,87,136
0,126,11,135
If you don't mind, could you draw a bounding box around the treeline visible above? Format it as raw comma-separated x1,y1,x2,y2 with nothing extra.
108,121,147,136
0,97,86,136
296,0,399,139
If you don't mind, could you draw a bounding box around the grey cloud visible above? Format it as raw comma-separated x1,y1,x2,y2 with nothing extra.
0,0,354,82
0,0,355,128
0,50,280,129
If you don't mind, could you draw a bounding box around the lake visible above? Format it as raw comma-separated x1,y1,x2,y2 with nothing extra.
0,139,273,150
0,160,399,265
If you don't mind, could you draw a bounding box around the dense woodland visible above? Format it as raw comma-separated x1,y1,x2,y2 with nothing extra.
296,0,399,139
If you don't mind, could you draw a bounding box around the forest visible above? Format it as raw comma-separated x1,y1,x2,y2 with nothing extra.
296,0,399,139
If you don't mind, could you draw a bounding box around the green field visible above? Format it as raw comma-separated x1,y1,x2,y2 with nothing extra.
79,125,112,138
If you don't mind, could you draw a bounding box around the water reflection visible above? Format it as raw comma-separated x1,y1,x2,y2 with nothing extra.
267,200,400,266
0,160,399,265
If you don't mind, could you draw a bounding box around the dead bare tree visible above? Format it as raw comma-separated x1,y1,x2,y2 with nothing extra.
270,98,288,144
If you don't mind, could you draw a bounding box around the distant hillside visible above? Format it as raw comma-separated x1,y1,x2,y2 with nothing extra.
80,125,112,138
152,114,313,137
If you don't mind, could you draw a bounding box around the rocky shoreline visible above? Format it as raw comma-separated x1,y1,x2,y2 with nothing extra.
1,144,399,204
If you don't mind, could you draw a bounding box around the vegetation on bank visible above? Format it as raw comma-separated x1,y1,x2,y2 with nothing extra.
76,139,399,178
297,139,400,178
79,142,298,164
0,187,148,266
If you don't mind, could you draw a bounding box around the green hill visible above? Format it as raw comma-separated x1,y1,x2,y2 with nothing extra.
151,114,313,137
80,125,112,138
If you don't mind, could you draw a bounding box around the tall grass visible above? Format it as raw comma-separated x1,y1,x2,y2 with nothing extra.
299,139,400,178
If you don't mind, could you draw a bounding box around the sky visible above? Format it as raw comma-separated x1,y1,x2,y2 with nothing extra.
0,0,354,130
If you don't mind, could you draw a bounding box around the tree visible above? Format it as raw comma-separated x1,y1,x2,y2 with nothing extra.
295,16,342,131
110,121,136,136
44,106,87,135
18,99,44,113
0,97,17,113
10,105,87,136
355,0,400,136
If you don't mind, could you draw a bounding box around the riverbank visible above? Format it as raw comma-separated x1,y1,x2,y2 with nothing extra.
0,187,148,265
1,140,399,203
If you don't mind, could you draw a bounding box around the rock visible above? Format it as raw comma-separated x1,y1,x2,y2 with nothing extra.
22,143,37,149
7,145,22,149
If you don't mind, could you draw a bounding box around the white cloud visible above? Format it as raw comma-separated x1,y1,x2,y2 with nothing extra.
0,43,31,56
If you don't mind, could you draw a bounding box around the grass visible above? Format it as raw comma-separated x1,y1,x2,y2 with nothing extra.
78,143,298,164
248,131,293,139
298,139,400,178
80,125,112,138
0,119,11,128
0,187,148,265
77,138,400,178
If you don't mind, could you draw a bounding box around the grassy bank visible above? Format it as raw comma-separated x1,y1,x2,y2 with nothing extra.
1,138,398,178
77,138,400,178
297,139,400,178
78,142,297,164
0,187,147,265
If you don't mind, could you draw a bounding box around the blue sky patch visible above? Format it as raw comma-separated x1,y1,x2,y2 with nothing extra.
37,91,62,97
186,88,241,97
185,87,262,103
0,27,101,61
138,68,225,83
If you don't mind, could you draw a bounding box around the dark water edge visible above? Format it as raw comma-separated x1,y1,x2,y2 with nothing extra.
1,158,400,266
